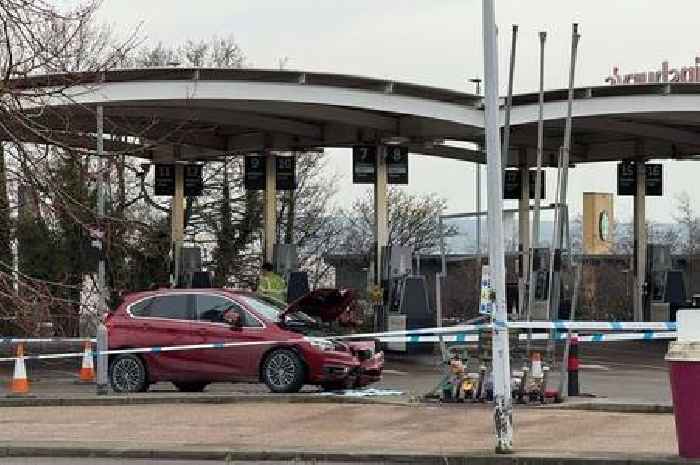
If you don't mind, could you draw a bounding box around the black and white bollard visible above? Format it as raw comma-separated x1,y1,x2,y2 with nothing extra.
96,321,109,395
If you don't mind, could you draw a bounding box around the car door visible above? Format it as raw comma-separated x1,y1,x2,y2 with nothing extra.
129,293,202,381
191,293,269,381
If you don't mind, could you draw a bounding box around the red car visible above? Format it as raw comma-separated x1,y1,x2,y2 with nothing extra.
105,288,383,393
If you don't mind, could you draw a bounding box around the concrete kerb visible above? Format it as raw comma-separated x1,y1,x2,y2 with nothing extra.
0,391,675,414
0,393,414,408
544,401,673,414
0,444,696,465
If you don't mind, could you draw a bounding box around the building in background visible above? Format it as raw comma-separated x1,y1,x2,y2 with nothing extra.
583,192,614,255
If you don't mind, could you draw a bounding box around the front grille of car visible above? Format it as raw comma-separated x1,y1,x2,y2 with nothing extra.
354,349,374,361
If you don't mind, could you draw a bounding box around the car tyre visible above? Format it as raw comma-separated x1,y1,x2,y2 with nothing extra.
109,354,148,393
173,382,208,393
262,349,305,393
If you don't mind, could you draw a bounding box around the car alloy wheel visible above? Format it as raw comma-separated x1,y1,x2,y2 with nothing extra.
109,355,147,393
263,349,304,393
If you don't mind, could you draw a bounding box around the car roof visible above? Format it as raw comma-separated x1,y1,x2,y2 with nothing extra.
120,288,252,304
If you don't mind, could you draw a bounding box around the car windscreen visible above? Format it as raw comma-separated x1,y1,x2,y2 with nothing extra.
238,295,315,324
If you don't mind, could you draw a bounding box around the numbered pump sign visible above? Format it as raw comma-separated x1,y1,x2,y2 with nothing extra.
154,164,175,196
275,156,296,190
352,145,409,184
617,162,663,196
244,154,297,191
386,146,409,184
352,146,377,184
503,169,546,200
154,164,204,196
183,164,203,196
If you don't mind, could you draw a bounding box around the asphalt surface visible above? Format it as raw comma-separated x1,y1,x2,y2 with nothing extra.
0,461,343,465
0,403,678,455
0,340,672,403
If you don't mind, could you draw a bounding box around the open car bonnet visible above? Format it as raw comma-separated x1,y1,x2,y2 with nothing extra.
281,288,355,324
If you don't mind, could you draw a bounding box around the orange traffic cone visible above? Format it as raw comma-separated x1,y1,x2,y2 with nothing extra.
78,341,95,382
9,344,29,395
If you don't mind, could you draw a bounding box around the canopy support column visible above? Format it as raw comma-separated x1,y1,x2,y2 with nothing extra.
263,150,277,264
374,145,388,284
171,163,185,286
633,157,647,322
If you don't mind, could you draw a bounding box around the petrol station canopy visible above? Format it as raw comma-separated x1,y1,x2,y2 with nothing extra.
8,68,700,165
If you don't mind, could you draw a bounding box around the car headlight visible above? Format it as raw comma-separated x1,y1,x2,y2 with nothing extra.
305,337,335,352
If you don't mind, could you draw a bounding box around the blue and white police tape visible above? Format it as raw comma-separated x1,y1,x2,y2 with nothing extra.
508,321,677,331
518,331,676,342
334,320,677,341
379,331,676,344
0,321,676,347
0,323,679,362
335,324,489,340
378,334,479,343
0,339,291,363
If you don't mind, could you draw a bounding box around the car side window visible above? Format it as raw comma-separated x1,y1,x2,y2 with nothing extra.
196,295,262,327
130,295,193,320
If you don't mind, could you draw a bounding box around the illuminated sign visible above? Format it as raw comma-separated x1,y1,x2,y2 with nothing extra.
606,58,700,85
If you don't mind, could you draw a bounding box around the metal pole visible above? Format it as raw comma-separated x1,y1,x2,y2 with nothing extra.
476,163,481,254
558,264,581,400
502,25,518,172
526,32,547,355
439,215,447,276
548,24,580,382
95,104,108,396
634,156,647,322
436,272,447,360
551,24,580,321
437,215,448,361
482,0,513,452
518,158,530,318
546,152,563,321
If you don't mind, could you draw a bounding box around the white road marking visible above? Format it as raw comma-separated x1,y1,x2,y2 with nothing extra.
383,369,409,376
579,364,611,371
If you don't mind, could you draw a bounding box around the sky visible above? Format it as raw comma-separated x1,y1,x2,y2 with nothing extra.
96,0,700,223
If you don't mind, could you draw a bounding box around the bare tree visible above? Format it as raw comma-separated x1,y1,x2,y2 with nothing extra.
0,1,140,335
340,188,449,255
276,151,344,288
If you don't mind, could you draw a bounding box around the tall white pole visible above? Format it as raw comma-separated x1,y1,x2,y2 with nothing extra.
482,0,513,453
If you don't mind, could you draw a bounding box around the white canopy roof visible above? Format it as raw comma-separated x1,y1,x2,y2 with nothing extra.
13,69,700,166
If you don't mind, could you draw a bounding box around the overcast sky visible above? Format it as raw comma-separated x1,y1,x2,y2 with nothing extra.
98,0,700,223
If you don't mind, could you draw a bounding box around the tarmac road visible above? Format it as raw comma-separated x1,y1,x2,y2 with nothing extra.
0,460,346,465
0,340,672,403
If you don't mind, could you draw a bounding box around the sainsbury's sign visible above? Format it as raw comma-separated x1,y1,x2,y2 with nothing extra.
606,57,700,85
